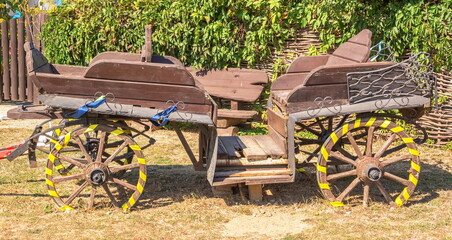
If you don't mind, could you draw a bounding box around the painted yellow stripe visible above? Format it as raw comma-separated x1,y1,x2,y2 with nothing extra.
46,168,53,176
330,201,345,207
402,137,414,144
139,171,147,182
122,203,129,210
365,117,376,127
354,118,361,129
297,168,306,172
395,196,404,207
330,132,339,144
342,124,349,136
49,139,58,144
54,143,63,151
60,206,74,211
55,129,61,136
48,154,57,163
84,124,99,133
320,146,329,160
316,164,327,173
411,161,421,172
128,196,136,207
318,182,330,190
137,158,146,164
45,178,54,188
48,190,59,197
380,120,391,128
63,133,71,145
55,164,64,170
137,182,144,194
390,126,404,133
124,129,132,135
409,174,418,185
129,145,141,151
111,129,124,135
408,148,419,156
402,187,410,200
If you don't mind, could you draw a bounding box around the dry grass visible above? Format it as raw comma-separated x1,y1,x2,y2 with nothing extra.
0,117,450,240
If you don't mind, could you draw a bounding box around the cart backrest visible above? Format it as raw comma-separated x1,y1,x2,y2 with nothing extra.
326,29,372,65
24,42,56,74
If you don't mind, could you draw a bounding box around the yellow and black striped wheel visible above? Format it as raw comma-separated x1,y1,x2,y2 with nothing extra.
316,117,420,207
45,124,147,211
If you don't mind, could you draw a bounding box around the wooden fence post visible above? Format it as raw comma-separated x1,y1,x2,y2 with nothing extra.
26,15,34,102
10,19,18,101
1,21,10,101
18,17,26,101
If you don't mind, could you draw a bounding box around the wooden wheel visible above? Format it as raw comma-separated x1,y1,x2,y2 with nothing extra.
45,124,147,211
295,115,350,163
316,117,421,207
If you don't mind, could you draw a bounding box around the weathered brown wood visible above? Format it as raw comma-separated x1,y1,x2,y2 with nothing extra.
271,73,309,91
216,118,244,128
248,184,263,201
216,158,289,166
171,122,203,170
217,109,257,119
216,126,239,136
142,25,152,62
287,55,329,73
89,52,183,66
218,136,243,159
18,17,26,101
32,72,210,105
10,19,19,100
239,135,269,160
268,125,287,158
84,60,196,86
252,135,285,159
285,84,349,113
1,21,9,101
26,15,34,102
189,68,268,102
214,169,291,178
212,174,293,186
267,108,287,137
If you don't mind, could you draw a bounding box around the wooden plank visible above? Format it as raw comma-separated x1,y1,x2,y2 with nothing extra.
267,108,287,137
32,73,210,105
84,60,196,86
218,136,243,159
271,73,309,91
195,84,264,103
268,125,287,158
239,135,269,160
217,109,257,119
214,169,291,177
89,52,183,66
10,19,18,101
18,17,26,101
26,15,34,102
212,174,293,186
287,55,329,73
216,158,288,167
0,21,8,102
286,84,349,113
248,184,263,201
142,25,152,62
253,135,285,159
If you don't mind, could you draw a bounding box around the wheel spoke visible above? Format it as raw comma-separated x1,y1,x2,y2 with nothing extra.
383,172,410,186
296,138,320,144
330,152,357,166
102,184,119,208
316,118,327,132
374,134,398,159
365,126,375,157
74,136,94,163
380,154,412,168
96,132,108,162
110,163,140,173
375,181,397,207
111,178,137,191
104,141,129,165
346,132,364,159
328,117,333,131
88,187,96,210
53,173,85,183
327,169,357,181
296,123,321,137
337,177,361,202
55,152,85,169
65,181,88,206
363,183,370,207
336,146,357,162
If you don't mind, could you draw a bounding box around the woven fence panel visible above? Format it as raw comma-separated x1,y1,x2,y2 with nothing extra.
419,70,452,144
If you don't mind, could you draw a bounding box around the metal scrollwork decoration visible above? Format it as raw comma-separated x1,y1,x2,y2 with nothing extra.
347,50,436,109
307,96,342,117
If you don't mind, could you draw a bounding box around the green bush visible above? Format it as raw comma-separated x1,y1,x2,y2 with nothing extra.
41,0,451,71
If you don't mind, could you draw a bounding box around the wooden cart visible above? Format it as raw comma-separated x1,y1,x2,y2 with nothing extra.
3,29,436,211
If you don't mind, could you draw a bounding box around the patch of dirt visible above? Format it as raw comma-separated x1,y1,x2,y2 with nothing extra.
222,210,311,239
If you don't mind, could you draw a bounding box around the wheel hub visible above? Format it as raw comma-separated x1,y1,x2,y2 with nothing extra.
356,157,383,183
85,162,109,185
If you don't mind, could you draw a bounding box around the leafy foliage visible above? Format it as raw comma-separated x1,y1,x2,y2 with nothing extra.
41,0,451,71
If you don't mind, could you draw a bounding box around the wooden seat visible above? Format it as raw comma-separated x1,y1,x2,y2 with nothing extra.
270,29,377,113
